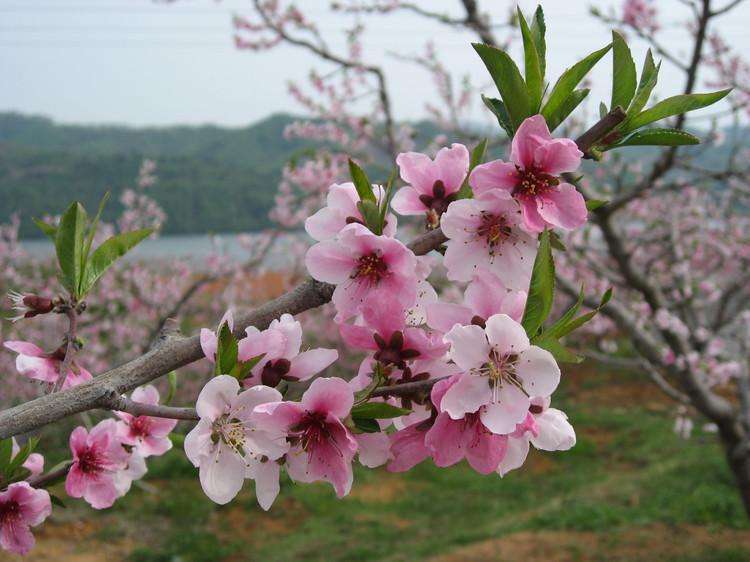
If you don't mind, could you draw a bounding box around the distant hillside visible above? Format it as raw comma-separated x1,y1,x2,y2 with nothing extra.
0,112,313,238
1,111,745,238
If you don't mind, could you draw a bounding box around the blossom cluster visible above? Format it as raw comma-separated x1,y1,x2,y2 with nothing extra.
184,114,585,510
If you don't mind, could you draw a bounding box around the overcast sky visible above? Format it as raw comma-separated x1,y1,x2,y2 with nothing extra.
1,0,748,127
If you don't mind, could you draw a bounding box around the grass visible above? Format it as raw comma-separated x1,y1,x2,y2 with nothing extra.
24,364,750,562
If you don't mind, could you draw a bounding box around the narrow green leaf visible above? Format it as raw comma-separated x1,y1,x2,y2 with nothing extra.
351,402,411,419
164,372,178,405
458,138,488,199
215,322,238,376
481,95,514,137
6,437,39,478
352,417,381,433
473,43,531,130
0,439,13,475
379,168,398,230
599,102,608,119
541,43,611,126
624,51,660,124
81,191,110,274
79,228,152,296
521,230,555,338
549,230,567,252
535,336,583,363
530,5,546,77
545,88,590,132
235,353,266,380
348,159,376,203
586,199,608,211
608,128,701,148
541,285,584,341
518,8,543,112
625,89,731,131
356,200,382,235
554,287,613,339
55,202,87,297
50,495,67,509
611,31,637,112
33,218,57,241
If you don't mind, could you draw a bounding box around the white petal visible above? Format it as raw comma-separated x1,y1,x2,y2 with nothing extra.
445,324,490,372
516,346,561,397
484,313,530,355
479,384,530,434
530,408,576,451
497,437,530,476
198,445,245,505
440,374,492,419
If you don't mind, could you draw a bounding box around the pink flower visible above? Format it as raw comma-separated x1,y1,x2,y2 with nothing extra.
442,314,560,434
392,144,470,228
387,420,432,472
253,377,358,498
305,182,397,241
115,385,178,457
239,313,338,387
427,270,527,333
355,432,392,468
113,452,148,497
10,438,44,477
470,115,586,233
184,376,288,508
3,341,92,389
0,482,51,556
65,419,130,509
305,223,419,321
339,305,448,369
440,190,537,289
425,375,509,474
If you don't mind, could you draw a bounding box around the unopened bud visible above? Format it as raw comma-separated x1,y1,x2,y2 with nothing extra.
7,291,54,322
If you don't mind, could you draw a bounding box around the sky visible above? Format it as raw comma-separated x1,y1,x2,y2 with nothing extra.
0,0,748,127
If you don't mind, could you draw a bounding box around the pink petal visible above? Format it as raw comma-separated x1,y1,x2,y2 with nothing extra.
15,355,59,383
305,207,344,241
387,424,430,472
305,240,355,283
510,114,554,169
183,419,213,466
434,143,470,192
232,385,283,421
445,324,489,372
439,198,481,241
3,341,46,357
339,323,378,350
516,346,561,397
497,436,530,476
530,408,576,451
479,385,530,434
200,329,217,363
425,412,465,467
469,160,519,197
533,138,582,175
396,151,439,194
440,374,492,419
195,375,239,420
484,314,530,356
288,348,339,381
356,432,392,468
463,424,508,474
198,445,245,505
536,183,588,231
62,365,92,389
131,385,160,406
518,195,547,234
69,426,89,456
247,459,280,511
391,185,427,215
426,302,473,333
301,377,353,419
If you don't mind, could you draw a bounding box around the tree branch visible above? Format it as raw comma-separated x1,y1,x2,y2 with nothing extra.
101,395,199,421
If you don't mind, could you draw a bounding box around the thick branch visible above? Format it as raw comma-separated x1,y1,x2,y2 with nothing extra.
26,461,73,489
576,106,627,158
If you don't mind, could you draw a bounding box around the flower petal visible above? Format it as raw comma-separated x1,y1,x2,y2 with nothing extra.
536,183,588,231
479,384,530,434
195,375,239,420
301,377,354,419
445,324,490,372
484,313,530,356
516,346,561,397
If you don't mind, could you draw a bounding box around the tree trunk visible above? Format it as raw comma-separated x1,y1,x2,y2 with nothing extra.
720,428,750,519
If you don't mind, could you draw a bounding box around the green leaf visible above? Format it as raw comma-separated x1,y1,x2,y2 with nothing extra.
232,353,266,381
545,88,590,132
473,43,530,131
599,101,608,119
611,31,637,112
165,372,178,405
608,128,701,148
351,402,411,419
79,228,152,296
357,200,382,235
348,159,376,203
625,89,731,131
521,230,555,338
352,417,381,433
518,8,544,112
535,336,583,363
379,167,398,230
624,50,660,123
481,95,514,137
215,322,238,376
50,495,67,509
529,5,546,77
0,439,13,475
586,199,608,211
33,218,57,241
541,43,611,128
549,230,567,252
82,192,110,271
540,285,585,342
6,437,39,479
556,288,612,337
457,138,488,199
55,201,87,297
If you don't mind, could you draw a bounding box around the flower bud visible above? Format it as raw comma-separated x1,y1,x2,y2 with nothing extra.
7,291,54,322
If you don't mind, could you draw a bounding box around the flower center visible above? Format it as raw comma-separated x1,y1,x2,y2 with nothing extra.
514,166,559,197
475,351,522,403
130,416,152,438
373,330,420,369
77,448,106,474
0,500,20,524
289,412,338,455
353,252,388,283
212,415,248,457
419,180,457,229
477,213,512,247
261,358,293,387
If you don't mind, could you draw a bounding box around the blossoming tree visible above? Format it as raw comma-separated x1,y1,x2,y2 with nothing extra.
0,3,740,556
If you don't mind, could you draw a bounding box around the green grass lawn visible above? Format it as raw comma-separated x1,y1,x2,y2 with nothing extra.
22,365,750,562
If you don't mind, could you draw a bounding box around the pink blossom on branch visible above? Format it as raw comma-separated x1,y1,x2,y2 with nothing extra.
0,482,51,556
3,341,92,390
252,377,358,498
65,419,130,510
115,385,178,457
470,115,586,233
